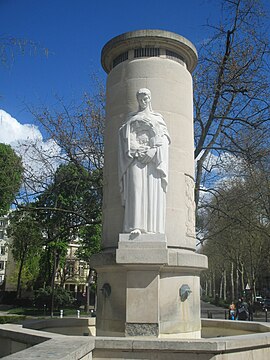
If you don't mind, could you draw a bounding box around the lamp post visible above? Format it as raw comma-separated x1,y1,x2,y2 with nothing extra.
85,282,89,313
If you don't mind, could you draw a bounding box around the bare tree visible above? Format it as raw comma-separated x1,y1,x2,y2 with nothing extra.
200,153,270,301
194,0,270,209
17,81,105,207
0,35,49,68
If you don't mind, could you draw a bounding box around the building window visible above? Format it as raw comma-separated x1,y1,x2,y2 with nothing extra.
166,50,185,63
68,263,74,276
0,220,6,228
112,51,128,68
0,246,5,255
0,231,4,239
134,48,160,58
0,261,4,270
0,275,2,283
79,265,84,277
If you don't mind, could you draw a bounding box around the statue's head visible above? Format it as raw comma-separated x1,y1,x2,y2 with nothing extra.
136,88,151,99
136,88,152,110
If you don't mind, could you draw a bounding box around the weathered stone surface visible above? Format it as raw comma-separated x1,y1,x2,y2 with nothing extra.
125,323,159,337
93,29,207,339
2,321,270,359
101,31,197,250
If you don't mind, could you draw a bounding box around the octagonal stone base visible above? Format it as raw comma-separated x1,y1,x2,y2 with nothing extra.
91,235,207,338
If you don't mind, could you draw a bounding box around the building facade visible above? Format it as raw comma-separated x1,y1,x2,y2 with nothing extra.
0,216,9,288
55,240,90,299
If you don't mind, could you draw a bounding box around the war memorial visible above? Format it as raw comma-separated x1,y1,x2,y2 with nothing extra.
1,30,270,360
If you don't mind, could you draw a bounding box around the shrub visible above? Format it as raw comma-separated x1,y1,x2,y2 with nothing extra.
34,286,72,310
0,315,25,324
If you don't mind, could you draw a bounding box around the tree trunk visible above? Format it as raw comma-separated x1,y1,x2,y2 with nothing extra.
231,262,235,302
16,251,26,299
236,260,239,299
205,279,208,297
219,273,223,299
212,273,216,298
223,270,227,301
50,249,58,317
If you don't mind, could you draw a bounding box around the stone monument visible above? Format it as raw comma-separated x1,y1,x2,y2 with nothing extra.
91,29,208,338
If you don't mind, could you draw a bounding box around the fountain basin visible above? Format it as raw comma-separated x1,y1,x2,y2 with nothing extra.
1,318,270,359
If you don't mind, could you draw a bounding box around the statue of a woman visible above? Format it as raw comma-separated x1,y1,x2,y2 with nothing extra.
118,88,170,235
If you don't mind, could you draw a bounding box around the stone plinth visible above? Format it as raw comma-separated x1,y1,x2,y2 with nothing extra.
92,239,207,338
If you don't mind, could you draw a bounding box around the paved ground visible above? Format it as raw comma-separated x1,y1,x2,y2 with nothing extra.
1,302,269,322
201,301,228,319
201,301,269,322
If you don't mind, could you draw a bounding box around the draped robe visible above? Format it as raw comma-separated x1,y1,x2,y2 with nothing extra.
119,111,170,234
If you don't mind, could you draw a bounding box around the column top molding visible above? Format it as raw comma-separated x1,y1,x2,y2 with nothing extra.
101,29,198,74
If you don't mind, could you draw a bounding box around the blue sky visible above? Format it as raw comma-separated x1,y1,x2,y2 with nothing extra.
1,0,269,130
1,0,269,206
0,0,223,125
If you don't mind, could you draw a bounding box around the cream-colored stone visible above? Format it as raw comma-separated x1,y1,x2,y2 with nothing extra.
119,233,166,242
117,235,168,264
168,249,208,270
116,248,168,264
118,88,170,235
159,274,201,335
2,321,270,359
103,58,195,248
126,270,159,323
93,29,207,340
101,30,198,73
169,146,194,177
95,270,127,336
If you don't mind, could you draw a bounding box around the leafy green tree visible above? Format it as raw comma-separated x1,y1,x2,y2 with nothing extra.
76,223,101,264
34,286,72,310
0,144,23,215
35,162,102,287
7,210,43,298
8,255,41,294
29,162,102,315
21,81,105,209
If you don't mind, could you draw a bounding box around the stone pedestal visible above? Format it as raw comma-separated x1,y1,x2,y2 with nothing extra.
91,30,208,339
92,238,207,338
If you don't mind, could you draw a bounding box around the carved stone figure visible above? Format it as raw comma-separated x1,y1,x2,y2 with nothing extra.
118,88,170,235
185,176,196,238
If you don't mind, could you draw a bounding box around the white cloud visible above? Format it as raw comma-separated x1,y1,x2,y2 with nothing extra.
0,109,42,144
0,109,64,193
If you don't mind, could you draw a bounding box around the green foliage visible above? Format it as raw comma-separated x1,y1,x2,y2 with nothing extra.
36,163,102,239
34,286,72,310
76,223,101,263
8,211,43,262
7,210,43,296
0,315,26,324
35,162,102,286
8,256,41,291
0,143,23,215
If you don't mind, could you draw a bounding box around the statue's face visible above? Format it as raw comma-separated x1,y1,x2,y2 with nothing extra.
137,94,150,110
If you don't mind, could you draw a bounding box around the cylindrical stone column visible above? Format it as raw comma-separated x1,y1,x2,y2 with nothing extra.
101,30,197,251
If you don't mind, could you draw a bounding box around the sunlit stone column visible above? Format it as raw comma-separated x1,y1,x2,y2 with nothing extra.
92,30,208,338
